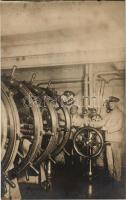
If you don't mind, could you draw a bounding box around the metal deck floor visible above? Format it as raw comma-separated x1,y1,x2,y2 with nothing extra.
19,164,126,199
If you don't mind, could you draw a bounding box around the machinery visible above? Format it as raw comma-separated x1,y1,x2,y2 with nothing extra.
1,76,43,193
1,67,71,196
73,126,105,176
1,66,107,198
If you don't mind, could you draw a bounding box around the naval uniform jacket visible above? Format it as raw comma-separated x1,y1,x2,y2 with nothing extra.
103,107,123,143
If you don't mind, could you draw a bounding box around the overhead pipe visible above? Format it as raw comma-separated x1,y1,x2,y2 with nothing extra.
108,77,125,83
36,78,82,85
93,70,124,108
30,71,124,86
97,76,124,114
94,71,123,82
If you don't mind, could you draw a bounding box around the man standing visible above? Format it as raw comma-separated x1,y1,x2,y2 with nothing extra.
90,96,124,182
69,105,84,140
82,107,91,126
70,105,83,128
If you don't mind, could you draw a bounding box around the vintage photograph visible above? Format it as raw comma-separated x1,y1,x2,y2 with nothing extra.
1,1,125,199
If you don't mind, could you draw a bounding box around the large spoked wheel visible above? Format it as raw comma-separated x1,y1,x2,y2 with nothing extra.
73,127,104,158
2,78,43,178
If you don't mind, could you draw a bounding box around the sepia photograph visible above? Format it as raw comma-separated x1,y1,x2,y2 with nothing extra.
1,1,125,199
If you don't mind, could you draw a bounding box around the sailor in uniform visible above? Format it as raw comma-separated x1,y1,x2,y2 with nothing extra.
90,96,124,182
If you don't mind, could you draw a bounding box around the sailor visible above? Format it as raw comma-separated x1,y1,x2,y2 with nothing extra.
90,96,124,182
61,90,75,106
82,107,91,126
69,105,83,140
70,105,83,127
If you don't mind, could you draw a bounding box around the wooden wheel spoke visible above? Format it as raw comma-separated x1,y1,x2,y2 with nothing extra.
17,151,25,159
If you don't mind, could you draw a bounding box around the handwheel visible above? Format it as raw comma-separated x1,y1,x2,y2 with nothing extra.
73,127,104,158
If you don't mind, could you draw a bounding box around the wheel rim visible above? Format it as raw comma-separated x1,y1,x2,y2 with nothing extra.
73,127,104,158
1,82,20,173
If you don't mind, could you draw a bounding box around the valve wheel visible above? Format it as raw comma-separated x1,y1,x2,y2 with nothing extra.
73,127,104,158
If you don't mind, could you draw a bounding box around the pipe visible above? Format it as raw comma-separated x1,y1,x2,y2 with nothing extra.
94,71,123,83
99,81,106,115
88,64,94,108
36,78,82,85
83,65,89,108
35,77,110,85
94,70,124,108
108,77,125,83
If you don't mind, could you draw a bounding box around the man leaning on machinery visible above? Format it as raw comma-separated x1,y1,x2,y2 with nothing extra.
90,96,124,183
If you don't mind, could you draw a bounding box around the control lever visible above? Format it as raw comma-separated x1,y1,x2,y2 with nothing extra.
30,73,37,83
63,148,71,156
4,174,16,188
10,65,17,81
